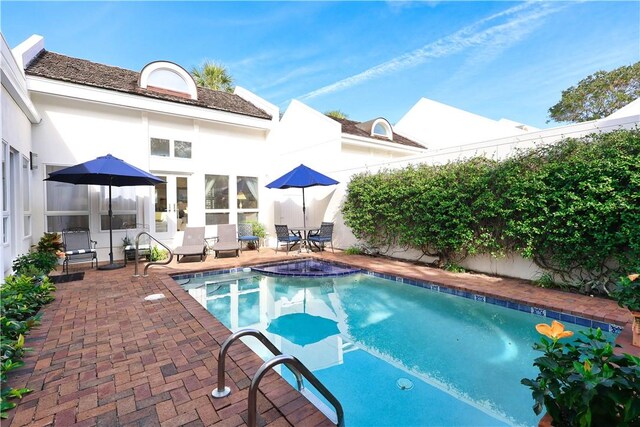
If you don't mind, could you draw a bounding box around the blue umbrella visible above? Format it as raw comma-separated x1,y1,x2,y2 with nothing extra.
267,313,340,347
46,154,164,270
266,164,339,229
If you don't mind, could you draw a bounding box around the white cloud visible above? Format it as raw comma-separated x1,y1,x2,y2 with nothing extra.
298,2,566,101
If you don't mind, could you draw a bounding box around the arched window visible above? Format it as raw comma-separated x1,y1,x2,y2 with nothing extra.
139,61,198,100
371,119,392,139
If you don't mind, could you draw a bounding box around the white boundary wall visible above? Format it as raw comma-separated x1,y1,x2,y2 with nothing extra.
329,111,640,281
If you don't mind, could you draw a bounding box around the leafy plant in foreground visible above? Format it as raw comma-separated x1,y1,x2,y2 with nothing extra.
521,321,640,426
0,274,56,418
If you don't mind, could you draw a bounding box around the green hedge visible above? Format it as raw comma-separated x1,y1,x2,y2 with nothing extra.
342,129,640,289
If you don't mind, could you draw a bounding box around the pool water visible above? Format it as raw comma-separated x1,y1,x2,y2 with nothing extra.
180,270,615,427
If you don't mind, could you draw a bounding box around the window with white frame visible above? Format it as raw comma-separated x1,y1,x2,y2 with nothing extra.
45,165,90,232
237,176,258,224
372,119,392,139
204,174,229,225
150,137,192,159
99,186,137,231
174,140,192,158
150,137,170,157
22,156,31,237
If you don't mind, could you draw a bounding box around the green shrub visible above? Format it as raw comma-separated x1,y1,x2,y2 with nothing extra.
612,271,640,312
342,129,640,287
344,246,364,255
12,252,58,277
0,274,56,418
150,245,169,261
443,262,466,273
250,221,267,239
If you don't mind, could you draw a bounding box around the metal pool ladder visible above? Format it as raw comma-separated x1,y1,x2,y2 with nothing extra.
212,328,345,427
132,231,173,277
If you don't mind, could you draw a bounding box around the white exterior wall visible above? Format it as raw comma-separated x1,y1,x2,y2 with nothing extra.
30,93,152,260
264,101,342,242
27,88,274,260
1,34,40,277
395,97,533,149
148,112,271,246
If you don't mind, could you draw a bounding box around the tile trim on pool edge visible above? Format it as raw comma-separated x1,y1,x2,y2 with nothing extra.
171,263,623,335
365,271,623,335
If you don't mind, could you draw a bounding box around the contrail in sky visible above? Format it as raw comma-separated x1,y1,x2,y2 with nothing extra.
298,2,565,101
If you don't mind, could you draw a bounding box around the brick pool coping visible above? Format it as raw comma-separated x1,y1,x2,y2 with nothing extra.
6,249,637,426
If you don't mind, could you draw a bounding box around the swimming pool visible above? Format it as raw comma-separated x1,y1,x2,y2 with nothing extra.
175,262,620,426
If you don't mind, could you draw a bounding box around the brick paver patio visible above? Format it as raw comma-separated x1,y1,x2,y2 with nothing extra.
5,249,637,426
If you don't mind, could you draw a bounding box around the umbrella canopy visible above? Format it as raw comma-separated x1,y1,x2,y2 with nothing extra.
266,164,339,228
46,154,163,186
45,154,164,270
266,313,340,347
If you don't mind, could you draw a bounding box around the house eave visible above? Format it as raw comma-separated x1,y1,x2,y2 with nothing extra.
342,133,426,154
26,76,274,131
1,35,41,123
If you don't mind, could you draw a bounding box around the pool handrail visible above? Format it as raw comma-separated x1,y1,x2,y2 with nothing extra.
211,329,302,398
212,328,344,427
132,231,173,277
249,354,344,427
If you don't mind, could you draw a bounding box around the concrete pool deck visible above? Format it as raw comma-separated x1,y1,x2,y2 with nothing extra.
6,249,637,426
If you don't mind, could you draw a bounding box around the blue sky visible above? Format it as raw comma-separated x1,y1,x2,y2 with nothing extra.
2,1,638,129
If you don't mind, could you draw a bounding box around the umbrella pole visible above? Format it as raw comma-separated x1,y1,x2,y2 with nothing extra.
98,179,124,270
109,182,114,264
302,187,306,229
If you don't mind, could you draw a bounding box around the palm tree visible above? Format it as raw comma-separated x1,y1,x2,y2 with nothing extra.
325,110,349,119
191,61,234,93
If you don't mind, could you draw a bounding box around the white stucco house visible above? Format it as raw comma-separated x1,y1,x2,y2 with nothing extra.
1,34,428,277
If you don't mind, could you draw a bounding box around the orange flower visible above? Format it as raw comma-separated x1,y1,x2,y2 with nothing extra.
584,360,592,372
628,274,639,282
535,320,574,340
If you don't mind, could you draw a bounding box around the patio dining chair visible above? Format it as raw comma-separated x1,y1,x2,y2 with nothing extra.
237,223,259,253
308,222,334,253
210,224,240,258
174,226,206,262
275,224,301,254
61,227,98,273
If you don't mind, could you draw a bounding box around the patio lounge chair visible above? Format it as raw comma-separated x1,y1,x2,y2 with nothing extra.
61,227,98,274
237,223,259,253
275,224,301,254
210,224,240,258
308,222,334,252
174,226,206,262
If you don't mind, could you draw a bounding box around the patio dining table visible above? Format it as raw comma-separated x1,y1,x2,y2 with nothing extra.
289,226,320,252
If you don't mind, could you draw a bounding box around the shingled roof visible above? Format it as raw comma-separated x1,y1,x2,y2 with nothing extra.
329,117,425,149
25,50,272,120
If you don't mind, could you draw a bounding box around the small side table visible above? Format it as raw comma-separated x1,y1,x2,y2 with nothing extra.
123,245,151,266
205,237,218,254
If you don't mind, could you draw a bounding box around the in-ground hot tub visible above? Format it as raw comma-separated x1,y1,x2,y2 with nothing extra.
251,259,361,277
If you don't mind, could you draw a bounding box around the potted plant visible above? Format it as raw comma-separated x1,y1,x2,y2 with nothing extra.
521,320,640,426
612,272,640,347
248,221,267,250
34,232,63,256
